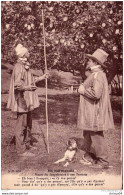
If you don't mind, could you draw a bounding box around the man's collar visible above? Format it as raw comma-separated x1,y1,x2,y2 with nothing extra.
90,65,101,70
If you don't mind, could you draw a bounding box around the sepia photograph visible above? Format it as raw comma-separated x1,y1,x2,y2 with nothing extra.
1,1,123,190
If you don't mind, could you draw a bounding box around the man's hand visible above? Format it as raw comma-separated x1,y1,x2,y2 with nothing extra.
78,84,85,95
43,73,49,79
35,73,49,83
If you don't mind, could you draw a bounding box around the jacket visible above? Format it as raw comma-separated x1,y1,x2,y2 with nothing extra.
7,60,40,112
77,68,114,131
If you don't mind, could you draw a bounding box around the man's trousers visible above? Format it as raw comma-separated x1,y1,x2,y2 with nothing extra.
83,130,109,167
15,111,32,154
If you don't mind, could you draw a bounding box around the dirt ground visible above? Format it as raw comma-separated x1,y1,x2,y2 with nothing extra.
1,85,122,176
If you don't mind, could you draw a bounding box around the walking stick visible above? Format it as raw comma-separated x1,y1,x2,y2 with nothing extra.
42,8,49,154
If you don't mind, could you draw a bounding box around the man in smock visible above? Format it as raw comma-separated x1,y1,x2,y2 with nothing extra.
7,44,48,157
77,49,114,169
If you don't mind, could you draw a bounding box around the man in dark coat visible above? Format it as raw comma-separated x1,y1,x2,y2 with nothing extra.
77,48,114,168
7,44,48,157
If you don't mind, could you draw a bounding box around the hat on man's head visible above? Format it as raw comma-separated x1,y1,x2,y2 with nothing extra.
85,48,109,68
15,44,28,58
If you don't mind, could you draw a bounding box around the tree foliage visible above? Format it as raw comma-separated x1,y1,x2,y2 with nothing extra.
1,1,123,80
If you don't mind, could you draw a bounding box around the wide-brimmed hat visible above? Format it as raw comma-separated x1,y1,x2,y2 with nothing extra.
85,48,109,68
15,44,28,58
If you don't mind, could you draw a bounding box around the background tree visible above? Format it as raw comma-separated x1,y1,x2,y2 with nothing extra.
1,1,123,84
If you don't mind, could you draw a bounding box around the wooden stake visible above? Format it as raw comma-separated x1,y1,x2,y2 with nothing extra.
42,8,49,154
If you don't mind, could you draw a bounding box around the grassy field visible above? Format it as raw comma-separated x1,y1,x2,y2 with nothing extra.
1,64,122,177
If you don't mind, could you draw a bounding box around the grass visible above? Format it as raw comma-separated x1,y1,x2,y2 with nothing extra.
1,88,122,176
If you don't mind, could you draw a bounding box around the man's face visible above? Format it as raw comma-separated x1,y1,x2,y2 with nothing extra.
86,58,96,69
24,51,30,59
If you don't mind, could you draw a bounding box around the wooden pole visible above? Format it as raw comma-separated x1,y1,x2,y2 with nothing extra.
42,8,49,154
